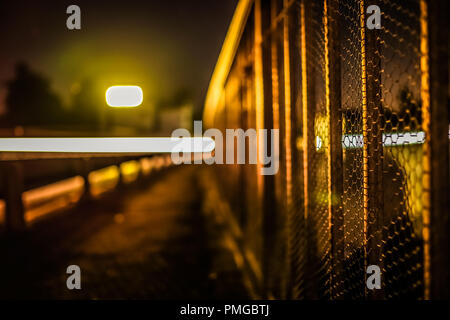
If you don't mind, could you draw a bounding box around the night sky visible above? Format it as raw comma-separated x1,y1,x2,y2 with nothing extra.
0,0,238,116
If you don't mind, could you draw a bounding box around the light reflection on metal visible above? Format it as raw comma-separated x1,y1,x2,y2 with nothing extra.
22,176,84,223
282,0,294,298
0,156,171,226
283,0,293,211
139,157,154,175
89,165,120,197
254,0,265,193
420,0,431,300
271,0,281,211
360,0,369,282
203,0,253,127
300,0,309,221
120,160,140,184
314,131,433,151
0,200,5,225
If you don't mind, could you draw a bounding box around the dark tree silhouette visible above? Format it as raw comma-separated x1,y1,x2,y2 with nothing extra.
5,62,65,126
71,78,101,127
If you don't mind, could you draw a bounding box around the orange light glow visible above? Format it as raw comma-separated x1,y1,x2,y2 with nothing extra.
22,176,84,223
89,165,120,197
120,160,141,184
139,157,154,175
0,200,5,225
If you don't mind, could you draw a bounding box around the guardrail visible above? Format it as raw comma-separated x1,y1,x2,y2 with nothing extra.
0,152,173,232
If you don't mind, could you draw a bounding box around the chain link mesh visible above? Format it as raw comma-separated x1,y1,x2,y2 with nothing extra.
205,0,447,299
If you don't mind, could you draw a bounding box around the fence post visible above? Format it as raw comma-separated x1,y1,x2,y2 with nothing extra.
282,0,294,299
4,162,26,232
268,0,286,299
77,158,91,202
421,0,450,299
117,158,126,191
325,0,345,299
360,0,384,299
301,0,318,299
255,0,275,299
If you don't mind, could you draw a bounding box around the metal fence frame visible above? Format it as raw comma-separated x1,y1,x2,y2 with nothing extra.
204,0,448,299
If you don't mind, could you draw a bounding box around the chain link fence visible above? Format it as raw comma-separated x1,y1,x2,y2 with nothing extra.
204,0,449,299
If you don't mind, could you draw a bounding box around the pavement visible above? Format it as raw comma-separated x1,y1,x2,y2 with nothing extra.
0,166,249,299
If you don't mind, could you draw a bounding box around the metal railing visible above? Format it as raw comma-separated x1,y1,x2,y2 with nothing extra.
203,0,449,299
0,152,172,232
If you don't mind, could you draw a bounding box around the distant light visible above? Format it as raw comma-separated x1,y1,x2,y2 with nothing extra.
383,132,425,147
342,132,426,149
316,136,322,151
106,86,143,107
315,131,428,150
120,160,140,184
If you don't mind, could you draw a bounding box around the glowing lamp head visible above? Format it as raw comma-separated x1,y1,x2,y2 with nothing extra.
106,86,143,107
